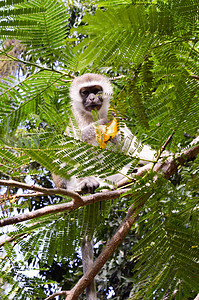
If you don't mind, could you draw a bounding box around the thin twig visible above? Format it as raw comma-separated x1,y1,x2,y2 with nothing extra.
45,291,69,300
0,50,74,78
160,131,175,153
0,179,83,204
0,233,28,247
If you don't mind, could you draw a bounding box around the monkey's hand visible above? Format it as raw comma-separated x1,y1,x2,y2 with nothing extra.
99,117,109,125
81,118,108,143
76,177,100,194
94,118,119,148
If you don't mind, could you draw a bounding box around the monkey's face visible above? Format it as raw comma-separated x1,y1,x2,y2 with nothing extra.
80,85,103,112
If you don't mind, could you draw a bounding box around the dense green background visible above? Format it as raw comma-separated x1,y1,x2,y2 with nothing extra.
0,0,198,299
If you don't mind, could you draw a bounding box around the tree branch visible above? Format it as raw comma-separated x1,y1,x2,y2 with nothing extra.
0,179,83,204
45,291,69,300
0,233,28,247
117,143,199,187
0,50,74,78
46,198,147,300
191,75,199,81
0,189,130,227
153,143,199,178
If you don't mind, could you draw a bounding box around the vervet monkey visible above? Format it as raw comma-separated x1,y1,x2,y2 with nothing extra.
53,73,118,193
52,73,158,193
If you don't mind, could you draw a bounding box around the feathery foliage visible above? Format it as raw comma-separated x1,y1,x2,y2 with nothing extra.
0,0,198,298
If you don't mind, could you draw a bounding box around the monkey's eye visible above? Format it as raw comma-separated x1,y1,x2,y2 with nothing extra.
94,89,102,95
82,90,89,96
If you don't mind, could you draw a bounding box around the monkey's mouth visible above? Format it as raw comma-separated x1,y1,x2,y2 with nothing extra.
85,104,102,112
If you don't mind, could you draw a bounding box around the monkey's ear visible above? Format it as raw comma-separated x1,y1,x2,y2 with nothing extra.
94,118,119,148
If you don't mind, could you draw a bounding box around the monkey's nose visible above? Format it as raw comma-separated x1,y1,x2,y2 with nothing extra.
89,93,96,101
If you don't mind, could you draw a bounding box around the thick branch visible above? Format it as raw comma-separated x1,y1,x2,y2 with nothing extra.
117,143,199,187
153,143,199,178
47,199,146,300
0,189,129,227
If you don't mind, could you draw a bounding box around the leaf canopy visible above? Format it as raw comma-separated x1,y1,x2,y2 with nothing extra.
0,0,198,299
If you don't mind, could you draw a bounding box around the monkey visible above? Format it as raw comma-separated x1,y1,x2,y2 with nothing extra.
52,73,160,193
53,72,199,192
52,73,115,194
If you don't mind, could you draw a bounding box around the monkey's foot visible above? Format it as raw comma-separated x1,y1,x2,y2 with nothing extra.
76,177,100,194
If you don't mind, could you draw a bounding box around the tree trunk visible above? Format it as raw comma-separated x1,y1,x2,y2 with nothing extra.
81,236,97,300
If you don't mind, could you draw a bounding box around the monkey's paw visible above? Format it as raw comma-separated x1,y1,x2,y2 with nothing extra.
76,177,100,194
